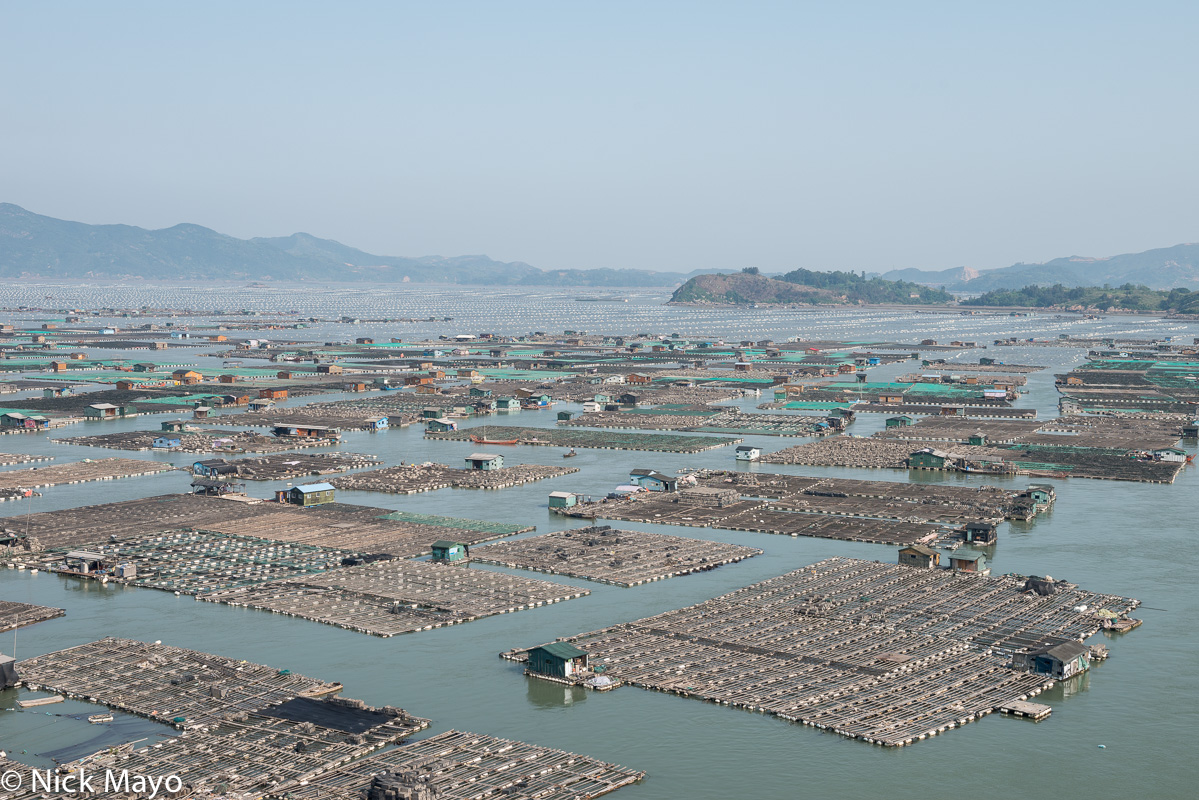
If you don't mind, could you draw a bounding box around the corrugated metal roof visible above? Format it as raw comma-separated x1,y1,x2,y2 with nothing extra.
534,641,587,660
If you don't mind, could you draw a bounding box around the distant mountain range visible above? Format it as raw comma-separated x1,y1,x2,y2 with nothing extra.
876,245,1199,291
4,203,1196,291
0,204,686,287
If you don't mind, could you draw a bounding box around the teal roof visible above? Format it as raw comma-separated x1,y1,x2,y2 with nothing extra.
432,540,465,550
296,482,335,493
534,641,587,660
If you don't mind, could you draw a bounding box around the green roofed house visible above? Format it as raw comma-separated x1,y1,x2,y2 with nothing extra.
431,540,468,562
527,641,588,679
908,448,959,470
886,415,914,428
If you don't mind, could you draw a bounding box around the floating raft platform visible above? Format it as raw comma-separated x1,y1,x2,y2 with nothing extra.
203,559,589,637
426,425,740,452
17,637,346,728
0,457,176,491
275,729,645,800
7,493,531,557
330,462,579,494
473,525,762,587
0,600,65,633
502,557,1140,747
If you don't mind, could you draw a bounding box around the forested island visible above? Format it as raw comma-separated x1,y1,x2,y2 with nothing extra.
670,268,952,305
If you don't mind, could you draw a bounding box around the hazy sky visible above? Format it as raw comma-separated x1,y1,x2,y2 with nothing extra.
3,1,1197,274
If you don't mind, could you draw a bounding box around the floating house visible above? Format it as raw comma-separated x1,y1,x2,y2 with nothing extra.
1013,639,1090,679
735,445,761,462
279,482,336,506
431,540,468,562
629,469,677,492
193,459,237,477
172,369,202,384
948,551,988,574
898,544,940,569
548,491,578,509
426,418,457,433
886,415,914,428
84,403,125,420
465,453,503,470
963,521,998,545
0,412,51,430
272,424,336,438
153,436,181,449
908,448,960,470
527,642,588,679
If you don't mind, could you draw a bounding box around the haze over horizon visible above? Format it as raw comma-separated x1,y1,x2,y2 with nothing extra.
3,1,1197,275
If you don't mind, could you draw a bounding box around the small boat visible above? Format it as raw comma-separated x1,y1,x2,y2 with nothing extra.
470,435,520,445
88,713,114,724
563,449,577,458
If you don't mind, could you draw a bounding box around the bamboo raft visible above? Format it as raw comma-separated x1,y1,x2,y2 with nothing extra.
203,559,590,637
502,557,1140,746
473,526,762,587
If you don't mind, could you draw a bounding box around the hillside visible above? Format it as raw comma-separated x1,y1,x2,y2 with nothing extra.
961,283,1199,313
670,269,953,305
878,243,1199,291
0,204,680,286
